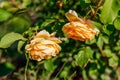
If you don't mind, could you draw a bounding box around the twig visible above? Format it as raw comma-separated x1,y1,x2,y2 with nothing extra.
24,54,29,80
90,0,104,19
54,59,68,78
99,47,106,57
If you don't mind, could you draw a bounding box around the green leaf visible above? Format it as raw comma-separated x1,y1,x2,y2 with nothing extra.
18,40,25,53
22,0,32,8
7,16,31,33
80,0,90,8
100,0,120,24
74,47,93,68
0,32,24,48
44,59,55,71
82,70,88,80
0,1,11,8
60,67,69,78
102,35,109,44
89,69,98,80
60,70,68,78
85,0,91,3
91,21,103,30
97,35,104,48
103,25,115,35
104,49,112,57
116,67,120,80
114,17,120,30
101,74,111,80
0,62,15,77
85,38,96,45
0,9,12,22
40,19,55,29
108,54,119,68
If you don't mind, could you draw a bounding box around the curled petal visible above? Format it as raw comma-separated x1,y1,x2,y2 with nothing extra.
35,30,50,38
50,32,56,37
48,38,62,43
65,10,84,23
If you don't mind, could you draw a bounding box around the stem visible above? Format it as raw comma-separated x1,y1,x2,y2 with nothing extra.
90,0,103,19
24,54,29,80
69,71,76,79
99,47,105,57
55,60,68,78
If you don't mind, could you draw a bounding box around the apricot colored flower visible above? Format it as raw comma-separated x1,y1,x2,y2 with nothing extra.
25,30,61,61
62,10,99,41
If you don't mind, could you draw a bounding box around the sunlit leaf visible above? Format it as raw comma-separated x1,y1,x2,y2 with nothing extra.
89,69,98,80
60,70,68,78
74,47,93,68
108,54,119,68
0,9,12,22
101,74,111,80
104,48,112,57
97,35,103,48
60,67,69,78
114,17,120,30
0,1,10,8
100,0,120,24
91,21,103,30
44,59,55,71
82,70,89,80
85,0,91,3
102,35,109,44
0,32,24,48
22,0,32,8
116,68,120,80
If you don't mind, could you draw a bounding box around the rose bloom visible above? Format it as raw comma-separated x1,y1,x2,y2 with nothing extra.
25,30,61,61
62,10,99,41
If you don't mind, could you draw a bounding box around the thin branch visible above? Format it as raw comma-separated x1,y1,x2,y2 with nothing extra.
90,0,104,19
54,59,68,78
24,54,29,80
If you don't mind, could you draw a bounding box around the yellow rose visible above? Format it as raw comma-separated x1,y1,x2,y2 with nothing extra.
25,30,61,61
62,10,99,41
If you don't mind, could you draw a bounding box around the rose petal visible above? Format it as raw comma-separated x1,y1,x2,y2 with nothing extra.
35,30,50,38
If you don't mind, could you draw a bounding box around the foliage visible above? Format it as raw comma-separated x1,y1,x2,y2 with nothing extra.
0,0,120,80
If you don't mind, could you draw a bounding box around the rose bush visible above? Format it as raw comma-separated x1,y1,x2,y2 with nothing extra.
0,0,120,80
